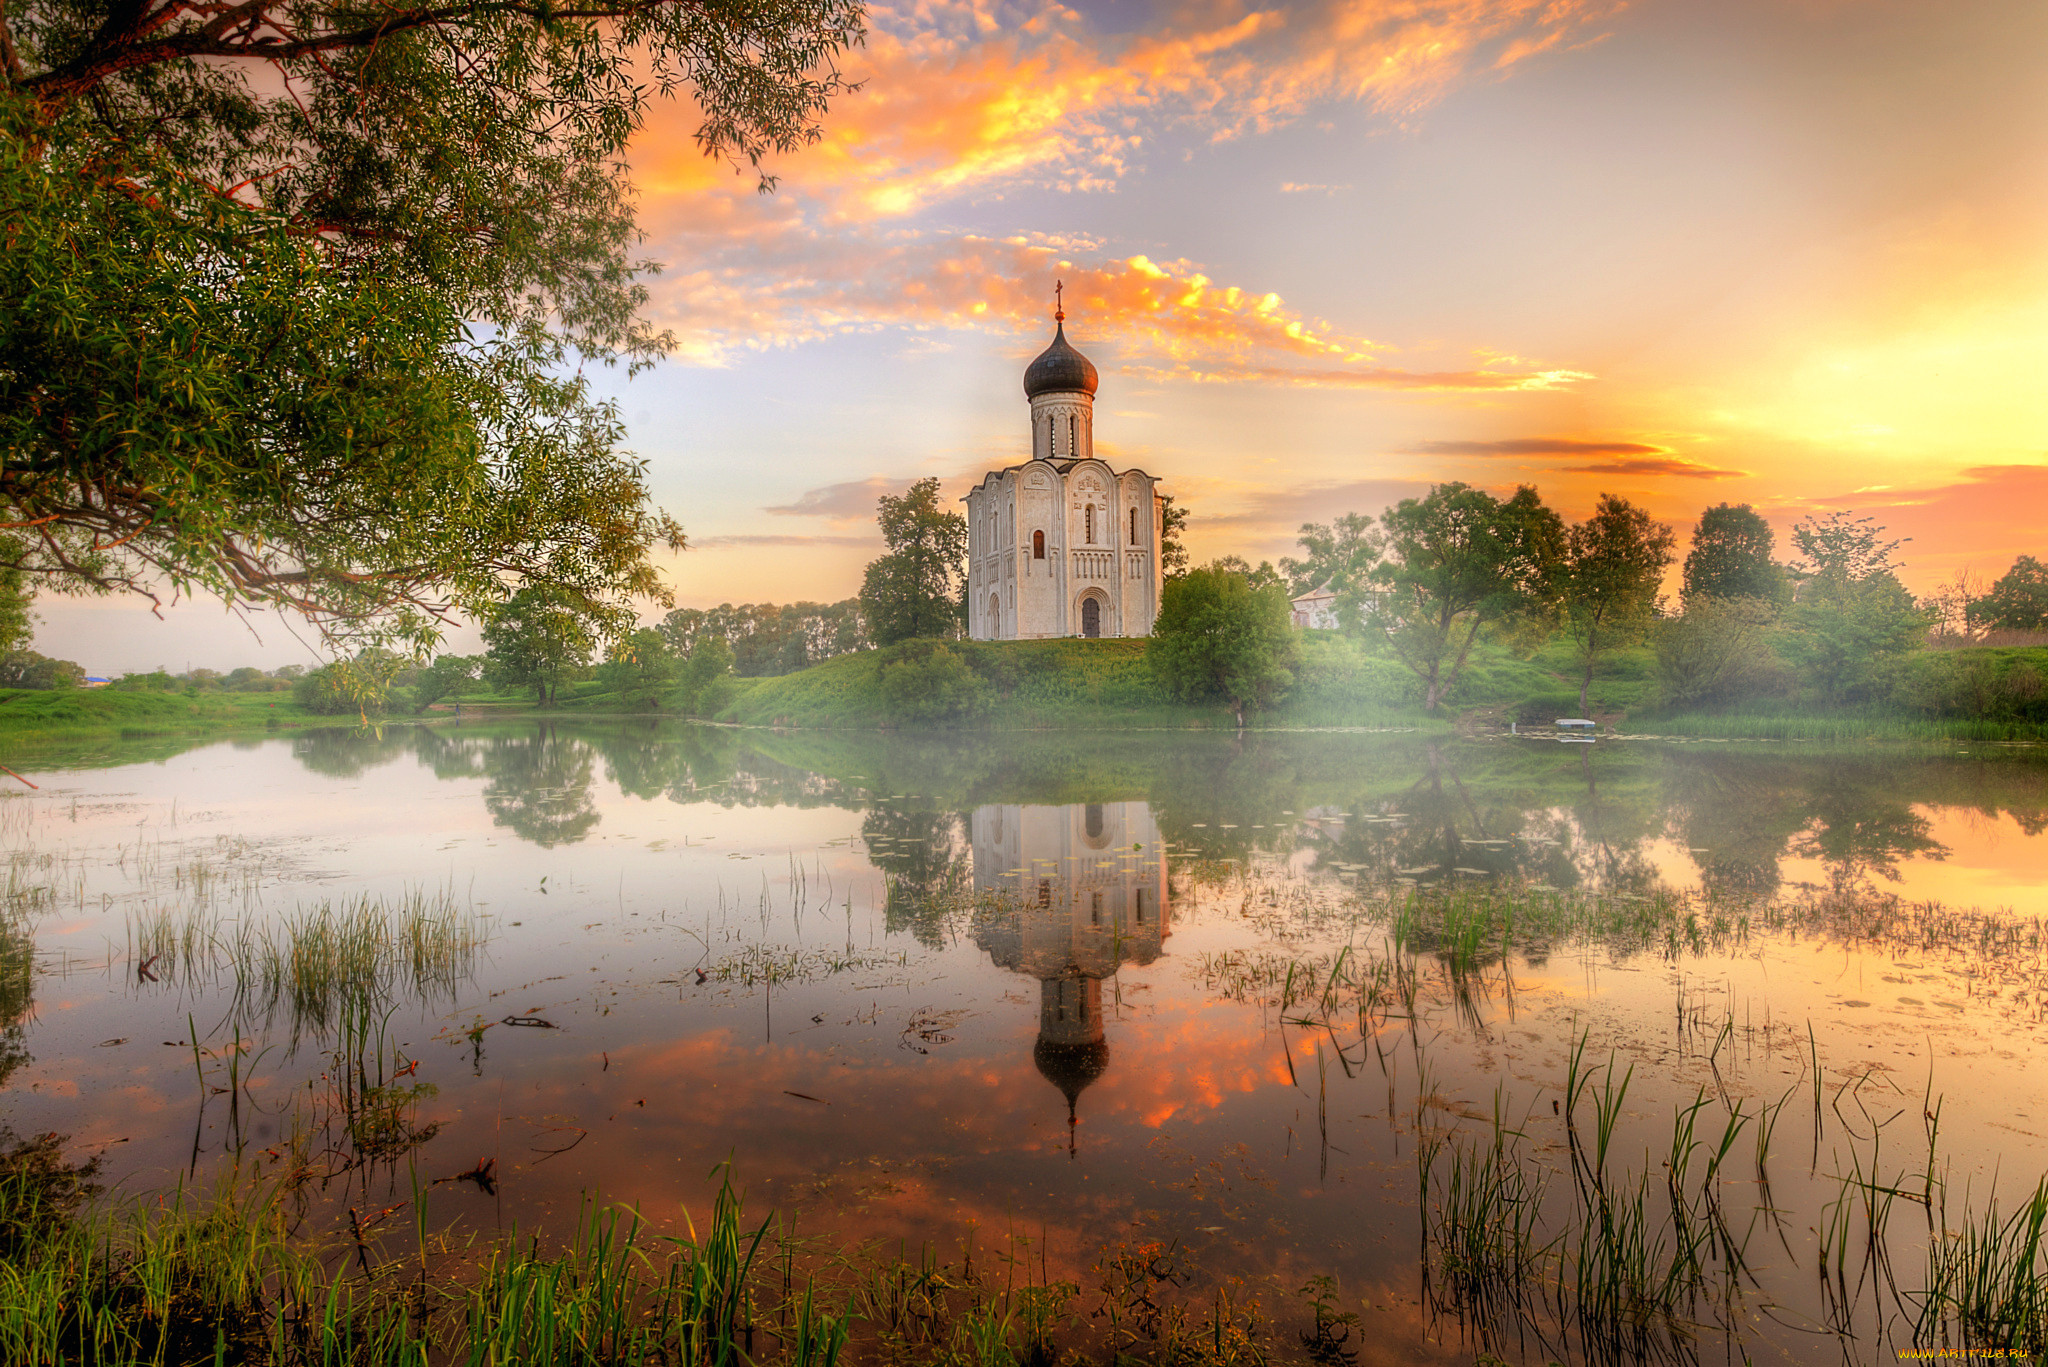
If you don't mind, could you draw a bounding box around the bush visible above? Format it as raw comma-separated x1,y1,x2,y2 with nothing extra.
0,650,84,689
1894,651,2048,724
1780,575,1928,703
877,643,992,726
1512,691,1586,724
1148,563,1296,724
111,669,178,692
1654,597,1790,708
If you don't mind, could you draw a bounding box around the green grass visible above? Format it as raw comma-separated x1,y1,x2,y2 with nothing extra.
0,688,368,744
1627,704,2048,743
0,1141,1280,1367
717,636,1440,731
129,888,490,1043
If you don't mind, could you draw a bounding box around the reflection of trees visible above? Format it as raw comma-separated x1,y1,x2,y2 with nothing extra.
1795,771,1947,893
262,721,2021,895
1662,758,1805,898
479,726,600,846
1142,737,1305,865
1299,744,1582,890
864,807,968,948
0,915,31,1088
1662,753,1952,897
290,726,415,778
1565,751,1666,894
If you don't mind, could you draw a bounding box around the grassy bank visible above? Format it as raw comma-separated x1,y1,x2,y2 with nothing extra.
710,634,2048,741
717,636,1443,731
0,688,372,746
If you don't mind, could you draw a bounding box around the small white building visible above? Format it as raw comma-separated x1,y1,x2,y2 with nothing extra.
963,307,1164,640
1291,582,1340,630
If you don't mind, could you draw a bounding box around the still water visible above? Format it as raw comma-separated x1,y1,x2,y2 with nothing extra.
5,722,2048,1363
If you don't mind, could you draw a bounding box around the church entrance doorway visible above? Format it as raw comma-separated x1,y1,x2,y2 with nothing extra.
1081,597,1101,638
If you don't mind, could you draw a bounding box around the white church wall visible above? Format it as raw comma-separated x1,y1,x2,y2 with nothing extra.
961,321,1163,641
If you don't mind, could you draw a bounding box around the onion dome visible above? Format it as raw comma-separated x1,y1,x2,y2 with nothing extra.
1023,318,1099,399
1033,1035,1110,1122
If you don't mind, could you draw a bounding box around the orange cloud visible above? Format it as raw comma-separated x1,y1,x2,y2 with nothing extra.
1413,437,1669,457
1560,456,1747,480
626,0,1615,384
642,0,1623,222
641,230,1584,389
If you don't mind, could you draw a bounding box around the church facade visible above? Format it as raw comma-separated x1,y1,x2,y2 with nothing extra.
963,308,1164,640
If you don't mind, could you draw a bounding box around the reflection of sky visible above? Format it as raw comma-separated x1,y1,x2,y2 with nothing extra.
8,729,2048,1362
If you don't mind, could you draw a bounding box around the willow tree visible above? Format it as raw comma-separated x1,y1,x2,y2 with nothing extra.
1,0,864,650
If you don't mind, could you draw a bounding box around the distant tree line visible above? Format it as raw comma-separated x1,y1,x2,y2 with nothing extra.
1145,483,2044,726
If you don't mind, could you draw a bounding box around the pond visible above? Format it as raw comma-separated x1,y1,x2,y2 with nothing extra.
5,721,2048,1364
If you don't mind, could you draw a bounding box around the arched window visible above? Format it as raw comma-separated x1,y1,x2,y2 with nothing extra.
1084,506,1095,544
989,594,1001,636
1130,507,1138,542
1069,414,1078,454
1033,530,1045,559
1084,803,1104,839
1134,888,1146,924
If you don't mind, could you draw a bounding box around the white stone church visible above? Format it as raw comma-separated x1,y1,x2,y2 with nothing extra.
963,305,1163,640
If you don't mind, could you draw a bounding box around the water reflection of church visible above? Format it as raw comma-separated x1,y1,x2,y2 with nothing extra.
969,802,1169,1144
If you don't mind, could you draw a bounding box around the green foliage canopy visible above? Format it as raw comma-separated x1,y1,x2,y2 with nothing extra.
0,650,83,689
1,0,863,648
1968,556,2048,632
877,644,992,726
677,633,737,717
1281,512,1383,598
1681,503,1785,606
482,588,598,706
1559,494,1674,712
1654,594,1784,708
1147,562,1297,725
1359,482,1564,713
410,654,484,712
660,599,866,675
859,479,967,646
598,628,678,710
1782,512,1927,703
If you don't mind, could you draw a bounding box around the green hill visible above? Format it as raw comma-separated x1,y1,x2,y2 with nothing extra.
717,635,1484,731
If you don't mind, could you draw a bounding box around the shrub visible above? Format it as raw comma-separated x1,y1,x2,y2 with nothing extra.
1654,597,1790,708
877,644,992,726
1894,651,2048,724
0,650,84,689
1780,574,1928,703
1512,691,1586,724
1148,563,1296,725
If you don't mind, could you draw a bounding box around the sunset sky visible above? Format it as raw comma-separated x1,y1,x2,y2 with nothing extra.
50,0,2048,671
